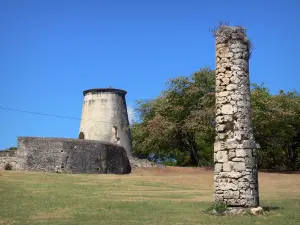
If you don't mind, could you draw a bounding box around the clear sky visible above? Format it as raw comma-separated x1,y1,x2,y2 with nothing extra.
0,0,299,149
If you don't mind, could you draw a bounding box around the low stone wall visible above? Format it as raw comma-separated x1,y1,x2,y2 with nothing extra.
0,150,16,157
15,137,131,174
129,156,165,168
0,157,20,170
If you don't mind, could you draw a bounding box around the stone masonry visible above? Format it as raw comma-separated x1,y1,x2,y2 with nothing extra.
79,88,133,157
214,26,259,207
0,137,131,174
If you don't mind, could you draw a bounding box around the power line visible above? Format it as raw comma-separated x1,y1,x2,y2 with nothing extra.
0,106,82,120
0,106,123,125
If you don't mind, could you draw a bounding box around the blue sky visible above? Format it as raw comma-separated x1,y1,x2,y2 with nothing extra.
0,0,299,149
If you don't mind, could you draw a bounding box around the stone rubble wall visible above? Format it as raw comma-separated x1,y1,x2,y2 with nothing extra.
0,150,16,157
214,26,259,207
0,137,131,174
128,156,166,168
0,157,21,170
0,150,20,170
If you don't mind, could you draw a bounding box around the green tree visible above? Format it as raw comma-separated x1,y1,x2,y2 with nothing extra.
131,69,300,171
251,84,300,171
131,68,215,166
5,147,17,150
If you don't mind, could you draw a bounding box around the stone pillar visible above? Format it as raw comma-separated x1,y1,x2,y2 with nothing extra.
214,26,259,207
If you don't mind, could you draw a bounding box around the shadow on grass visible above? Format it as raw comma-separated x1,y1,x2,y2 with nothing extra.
262,206,281,212
201,203,282,217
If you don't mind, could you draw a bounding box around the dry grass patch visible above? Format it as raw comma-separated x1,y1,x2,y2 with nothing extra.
31,208,71,221
258,172,300,199
1,167,300,225
0,220,15,225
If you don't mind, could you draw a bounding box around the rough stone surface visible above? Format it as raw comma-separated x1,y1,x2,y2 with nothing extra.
209,206,263,216
0,137,131,174
79,88,133,157
0,150,16,157
128,157,166,168
250,206,264,215
215,151,228,163
0,157,21,170
214,26,259,207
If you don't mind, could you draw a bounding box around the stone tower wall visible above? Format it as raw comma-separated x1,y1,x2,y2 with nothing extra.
214,26,259,207
79,88,133,157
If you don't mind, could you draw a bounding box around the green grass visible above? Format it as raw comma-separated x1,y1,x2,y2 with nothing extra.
0,169,300,225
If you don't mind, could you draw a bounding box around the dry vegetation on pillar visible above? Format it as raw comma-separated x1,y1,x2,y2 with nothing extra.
214,26,259,207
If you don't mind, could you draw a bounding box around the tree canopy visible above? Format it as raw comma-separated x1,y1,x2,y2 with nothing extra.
131,68,300,171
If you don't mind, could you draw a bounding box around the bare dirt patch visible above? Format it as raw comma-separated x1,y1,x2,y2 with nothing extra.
131,166,211,176
130,166,300,201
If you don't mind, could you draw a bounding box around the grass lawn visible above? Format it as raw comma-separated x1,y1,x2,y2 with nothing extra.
0,167,300,225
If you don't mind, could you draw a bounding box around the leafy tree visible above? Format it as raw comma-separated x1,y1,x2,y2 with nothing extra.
6,147,17,151
131,69,300,171
251,84,300,171
131,68,215,166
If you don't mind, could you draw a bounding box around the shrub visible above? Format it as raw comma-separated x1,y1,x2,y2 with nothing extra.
205,202,228,215
163,161,177,166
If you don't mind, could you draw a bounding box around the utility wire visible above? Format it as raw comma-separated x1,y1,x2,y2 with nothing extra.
0,106,124,125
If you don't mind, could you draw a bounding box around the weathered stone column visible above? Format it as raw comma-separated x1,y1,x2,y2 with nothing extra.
214,26,259,207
